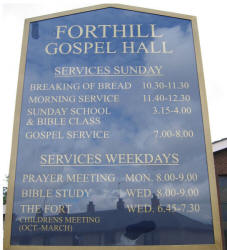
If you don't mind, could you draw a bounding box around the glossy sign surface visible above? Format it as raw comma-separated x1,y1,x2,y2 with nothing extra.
10,7,214,246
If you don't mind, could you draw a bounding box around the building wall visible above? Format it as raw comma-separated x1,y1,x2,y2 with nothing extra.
214,149,227,175
213,147,227,250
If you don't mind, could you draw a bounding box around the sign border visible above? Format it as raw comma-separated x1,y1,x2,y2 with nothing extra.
3,4,224,250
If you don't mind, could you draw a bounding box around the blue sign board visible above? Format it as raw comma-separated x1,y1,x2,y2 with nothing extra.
4,4,223,250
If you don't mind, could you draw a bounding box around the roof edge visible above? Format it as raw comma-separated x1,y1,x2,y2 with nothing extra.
212,138,227,152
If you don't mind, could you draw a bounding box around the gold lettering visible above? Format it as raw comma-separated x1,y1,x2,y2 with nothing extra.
68,25,83,38
151,24,163,38
56,25,67,39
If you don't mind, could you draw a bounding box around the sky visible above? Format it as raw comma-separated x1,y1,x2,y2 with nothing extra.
1,0,227,244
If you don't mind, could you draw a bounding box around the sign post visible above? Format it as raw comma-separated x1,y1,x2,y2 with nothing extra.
4,4,223,250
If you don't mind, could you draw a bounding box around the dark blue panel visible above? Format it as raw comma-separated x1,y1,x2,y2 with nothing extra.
11,7,214,246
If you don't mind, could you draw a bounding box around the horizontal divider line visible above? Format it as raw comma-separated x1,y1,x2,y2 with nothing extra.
55,74,163,77
40,163,179,167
